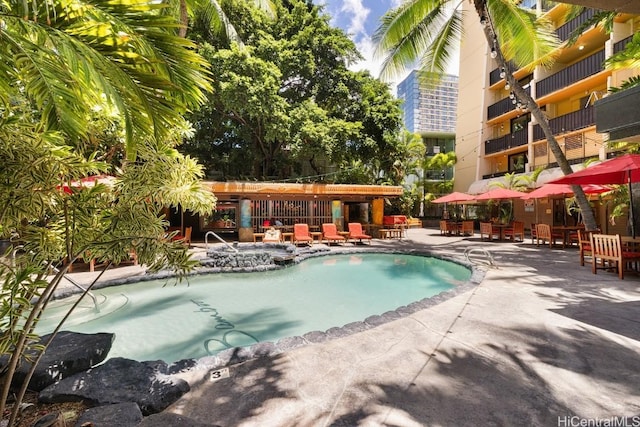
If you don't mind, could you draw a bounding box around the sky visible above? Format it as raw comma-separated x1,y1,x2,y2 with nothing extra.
314,0,459,91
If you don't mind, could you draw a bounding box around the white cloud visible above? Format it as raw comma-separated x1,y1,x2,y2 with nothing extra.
340,0,370,37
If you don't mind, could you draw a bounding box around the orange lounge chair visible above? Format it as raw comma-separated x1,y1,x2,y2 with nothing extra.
322,223,346,245
347,223,372,244
293,223,313,246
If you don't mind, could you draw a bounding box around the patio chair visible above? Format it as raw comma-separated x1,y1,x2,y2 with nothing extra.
263,227,282,243
460,221,474,237
293,223,313,246
530,223,538,244
347,223,372,244
590,233,640,280
578,229,595,266
479,222,499,241
536,224,564,248
504,221,524,242
439,220,448,235
183,226,192,247
322,223,346,245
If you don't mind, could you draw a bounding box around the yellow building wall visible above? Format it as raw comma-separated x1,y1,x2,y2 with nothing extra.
454,1,488,193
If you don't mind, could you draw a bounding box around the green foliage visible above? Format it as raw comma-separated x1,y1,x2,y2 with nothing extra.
0,0,218,421
182,0,405,182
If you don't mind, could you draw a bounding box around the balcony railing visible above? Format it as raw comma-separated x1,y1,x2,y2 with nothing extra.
536,50,605,98
489,60,517,86
533,106,595,140
556,8,596,42
614,35,633,54
487,86,531,120
485,129,528,155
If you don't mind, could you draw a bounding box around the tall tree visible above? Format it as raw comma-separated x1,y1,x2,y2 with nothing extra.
182,0,405,182
374,0,598,231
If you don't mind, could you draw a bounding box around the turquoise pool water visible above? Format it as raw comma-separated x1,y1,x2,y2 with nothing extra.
38,253,471,363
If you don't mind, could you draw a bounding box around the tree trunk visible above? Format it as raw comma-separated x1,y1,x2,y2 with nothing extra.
476,3,598,231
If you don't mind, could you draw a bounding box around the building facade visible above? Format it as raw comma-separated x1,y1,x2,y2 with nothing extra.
454,2,639,229
397,70,459,134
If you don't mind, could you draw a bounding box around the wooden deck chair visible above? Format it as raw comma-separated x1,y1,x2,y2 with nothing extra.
536,224,564,248
460,221,474,236
263,227,282,243
479,222,498,241
504,221,524,242
347,223,372,244
183,226,192,247
322,223,346,245
293,223,313,246
590,233,640,280
530,223,538,244
578,229,594,266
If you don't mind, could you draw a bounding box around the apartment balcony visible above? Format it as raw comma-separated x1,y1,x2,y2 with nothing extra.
487,86,531,120
489,60,517,86
614,35,633,54
595,85,640,141
485,129,528,155
535,50,605,98
556,8,596,42
533,106,595,140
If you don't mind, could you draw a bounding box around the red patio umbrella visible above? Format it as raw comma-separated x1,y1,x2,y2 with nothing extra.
522,183,611,199
550,154,640,236
58,174,116,194
474,188,527,201
432,192,475,203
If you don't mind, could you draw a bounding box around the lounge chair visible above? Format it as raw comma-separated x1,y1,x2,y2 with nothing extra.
347,223,372,244
322,223,346,245
263,227,282,243
293,223,313,246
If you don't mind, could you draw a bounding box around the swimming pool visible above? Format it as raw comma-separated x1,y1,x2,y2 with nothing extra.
38,253,471,363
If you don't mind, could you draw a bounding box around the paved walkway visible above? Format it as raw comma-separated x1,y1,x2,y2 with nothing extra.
162,228,640,427
62,228,640,426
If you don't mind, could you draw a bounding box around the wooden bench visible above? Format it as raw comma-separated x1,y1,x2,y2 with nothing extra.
407,218,422,228
591,233,640,280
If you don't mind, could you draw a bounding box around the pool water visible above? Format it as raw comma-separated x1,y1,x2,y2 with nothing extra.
38,253,471,363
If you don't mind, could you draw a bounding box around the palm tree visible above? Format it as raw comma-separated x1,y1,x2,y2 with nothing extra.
373,0,598,231
1,0,212,159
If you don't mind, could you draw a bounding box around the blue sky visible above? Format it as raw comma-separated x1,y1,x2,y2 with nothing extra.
315,0,403,83
314,0,459,90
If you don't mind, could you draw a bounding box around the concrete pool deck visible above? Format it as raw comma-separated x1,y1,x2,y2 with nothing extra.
65,228,640,426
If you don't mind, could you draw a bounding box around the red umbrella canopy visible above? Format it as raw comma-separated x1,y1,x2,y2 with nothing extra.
550,154,640,185
474,188,528,201
522,183,610,199
432,192,475,203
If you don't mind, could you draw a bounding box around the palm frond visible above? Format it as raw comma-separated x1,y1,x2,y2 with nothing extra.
373,0,452,80
487,0,560,70
605,31,640,70
419,6,462,75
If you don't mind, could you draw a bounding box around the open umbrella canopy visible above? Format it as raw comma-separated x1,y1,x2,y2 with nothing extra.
550,153,640,237
522,183,611,199
474,188,528,201
58,174,116,194
549,154,640,186
432,192,475,203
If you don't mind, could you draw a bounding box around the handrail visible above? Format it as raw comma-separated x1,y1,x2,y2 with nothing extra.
464,247,496,267
205,231,238,253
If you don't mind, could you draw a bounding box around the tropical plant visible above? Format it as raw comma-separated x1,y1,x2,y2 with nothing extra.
373,0,599,231
0,0,218,422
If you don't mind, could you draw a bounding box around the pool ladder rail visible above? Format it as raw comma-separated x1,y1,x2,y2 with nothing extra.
463,247,496,268
205,231,238,253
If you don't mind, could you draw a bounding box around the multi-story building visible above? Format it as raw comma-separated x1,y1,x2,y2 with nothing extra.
455,1,639,229
397,71,459,135
397,70,458,206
